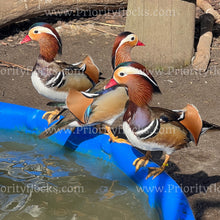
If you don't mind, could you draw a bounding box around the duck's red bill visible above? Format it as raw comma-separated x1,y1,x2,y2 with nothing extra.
137,40,145,46
20,35,32,44
104,78,118,89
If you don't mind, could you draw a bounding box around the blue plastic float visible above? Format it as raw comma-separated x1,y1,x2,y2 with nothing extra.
0,102,195,220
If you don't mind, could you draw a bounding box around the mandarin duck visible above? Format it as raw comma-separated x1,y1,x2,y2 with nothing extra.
39,85,128,139
105,62,220,179
111,31,145,69
20,22,101,123
39,62,160,139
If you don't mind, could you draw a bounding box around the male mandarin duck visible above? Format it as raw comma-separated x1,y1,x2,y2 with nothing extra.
20,22,101,123
39,85,129,139
105,62,220,179
39,61,160,139
111,31,145,69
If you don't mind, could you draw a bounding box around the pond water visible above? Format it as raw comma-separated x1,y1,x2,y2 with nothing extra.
0,129,159,220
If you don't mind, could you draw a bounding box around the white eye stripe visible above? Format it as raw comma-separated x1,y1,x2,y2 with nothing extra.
33,26,60,44
117,34,136,49
117,66,158,87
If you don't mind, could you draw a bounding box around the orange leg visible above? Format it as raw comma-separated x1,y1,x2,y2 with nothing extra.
146,154,170,180
105,126,131,145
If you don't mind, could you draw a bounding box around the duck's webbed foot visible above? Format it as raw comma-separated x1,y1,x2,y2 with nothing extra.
105,126,131,145
146,154,170,179
133,151,152,172
42,108,61,125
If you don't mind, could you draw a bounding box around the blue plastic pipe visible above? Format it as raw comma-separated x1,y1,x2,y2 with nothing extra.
0,102,195,220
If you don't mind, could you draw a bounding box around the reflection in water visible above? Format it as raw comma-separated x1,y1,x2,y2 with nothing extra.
0,130,159,220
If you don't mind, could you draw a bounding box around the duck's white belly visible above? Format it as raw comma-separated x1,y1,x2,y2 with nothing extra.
31,71,67,102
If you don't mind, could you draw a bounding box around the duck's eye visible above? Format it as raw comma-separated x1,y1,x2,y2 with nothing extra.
34,30,39,34
131,36,135,41
119,72,125,77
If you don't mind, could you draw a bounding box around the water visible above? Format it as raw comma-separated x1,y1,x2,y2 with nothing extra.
0,129,159,220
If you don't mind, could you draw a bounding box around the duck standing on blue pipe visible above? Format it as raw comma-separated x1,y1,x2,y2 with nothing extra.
104,62,220,179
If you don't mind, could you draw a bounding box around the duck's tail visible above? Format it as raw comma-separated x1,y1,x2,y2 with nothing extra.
39,114,75,139
201,120,220,135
